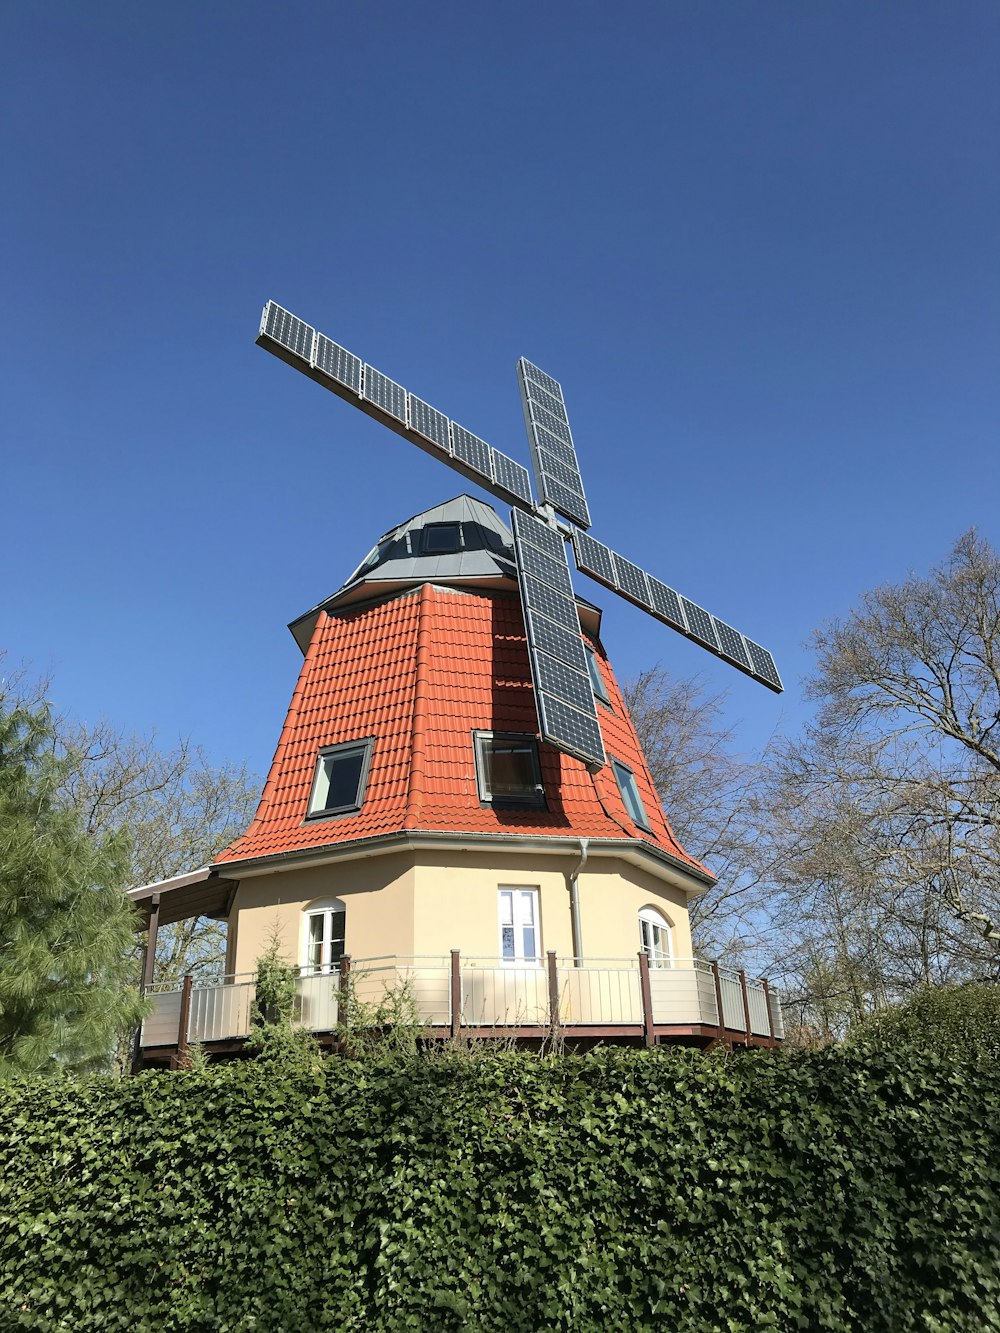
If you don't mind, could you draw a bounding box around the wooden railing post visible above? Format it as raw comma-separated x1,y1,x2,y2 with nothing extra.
450,950,462,1040
738,969,752,1044
637,951,655,1049
172,975,193,1070
338,954,352,1028
761,977,776,1049
546,951,560,1033
711,960,727,1047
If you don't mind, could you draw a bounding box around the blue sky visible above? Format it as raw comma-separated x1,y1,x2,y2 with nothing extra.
3,2,998,778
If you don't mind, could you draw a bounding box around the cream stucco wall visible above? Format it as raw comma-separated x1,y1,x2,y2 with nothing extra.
228,852,416,975
225,842,698,972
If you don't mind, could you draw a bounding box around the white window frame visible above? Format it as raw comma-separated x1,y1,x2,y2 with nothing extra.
497,886,541,965
306,738,375,819
473,731,545,808
611,757,652,832
639,906,671,968
302,898,347,974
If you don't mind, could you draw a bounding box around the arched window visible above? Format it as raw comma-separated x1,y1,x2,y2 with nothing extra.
303,898,346,973
639,906,671,968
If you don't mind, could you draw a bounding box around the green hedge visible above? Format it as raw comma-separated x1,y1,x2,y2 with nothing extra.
1,1048,998,1331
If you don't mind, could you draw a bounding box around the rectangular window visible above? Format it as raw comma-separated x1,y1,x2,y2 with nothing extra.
474,732,544,808
612,758,652,832
423,522,462,554
307,738,375,818
585,643,611,705
498,888,540,963
306,907,346,972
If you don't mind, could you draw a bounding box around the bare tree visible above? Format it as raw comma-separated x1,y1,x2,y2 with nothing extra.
624,667,781,963
58,721,260,983
765,531,1000,1033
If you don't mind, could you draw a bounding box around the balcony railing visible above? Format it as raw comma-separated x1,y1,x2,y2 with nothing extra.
140,953,783,1055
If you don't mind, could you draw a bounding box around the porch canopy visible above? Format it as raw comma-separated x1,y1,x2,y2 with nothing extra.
128,867,238,928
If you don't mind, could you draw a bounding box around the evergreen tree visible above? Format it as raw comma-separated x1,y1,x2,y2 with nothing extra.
0,698,147,1075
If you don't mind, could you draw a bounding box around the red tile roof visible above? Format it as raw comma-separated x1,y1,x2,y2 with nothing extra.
216,582,708,877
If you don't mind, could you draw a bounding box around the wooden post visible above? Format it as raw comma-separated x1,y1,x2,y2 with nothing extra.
140,893,160,994
738,969,752,1045
546,951,560,1033
172,975,193,1070
450,949,462,1040
711,960,726,1046
638,951,655,1049
338,954,352,1027
131,892,161,1074
762,977,776,1049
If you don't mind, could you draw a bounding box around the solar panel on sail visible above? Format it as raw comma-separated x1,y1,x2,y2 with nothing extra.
260,302,314,361
532,649,596,714
313,333,362,394
571,530,616,586
451,423,493,479
536,693,605,770
408,395,450,451
681,598,719,649
490,450,533,505
525,611,590,672
521,573,579,629
517,358,592,531
612,553,652,610
515,538,575,594
362,365,407,422
512,509,564,561
713,620,753,672
647,577,687,631
745,640,783,691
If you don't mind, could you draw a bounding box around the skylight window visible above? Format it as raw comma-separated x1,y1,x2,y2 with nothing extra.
307,739,375,818
612,758,651,832
585,643,610,705
474,732,545,808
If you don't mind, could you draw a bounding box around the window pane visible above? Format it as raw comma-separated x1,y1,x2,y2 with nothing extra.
613,760,650,830
320,748,365,812
501,925,516,959
424,522,461,553
329,911,346,963
487,744,536,796
308,915,325,970
586,646,610,703
519,891,535,925
521,926,537,960
500,891,513,926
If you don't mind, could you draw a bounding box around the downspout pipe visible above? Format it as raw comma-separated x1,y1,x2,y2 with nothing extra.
568,838,589,967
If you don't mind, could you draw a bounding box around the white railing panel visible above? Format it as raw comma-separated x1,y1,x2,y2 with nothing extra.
746,980,771,1037
719,972,746,1031
295,973,340,1032
188,980,255,1043
349,959,451,1027
697,967,720,1027
558,965,641,1025
647,967,706,1025
141,990,182,1046
769,989,785,1040
461,962,548,1026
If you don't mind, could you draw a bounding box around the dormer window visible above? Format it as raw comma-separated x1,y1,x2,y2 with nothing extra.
585,643,611,706
423,522,462,554
307,739,375,819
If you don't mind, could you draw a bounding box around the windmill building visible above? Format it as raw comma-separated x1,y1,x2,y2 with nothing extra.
130,309,783,1064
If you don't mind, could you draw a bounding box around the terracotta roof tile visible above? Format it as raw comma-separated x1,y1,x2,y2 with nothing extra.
216,583,707,877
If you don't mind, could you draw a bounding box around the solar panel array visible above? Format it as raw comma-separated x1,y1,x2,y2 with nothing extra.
570,529,783,693
511,509,606,770
257,301,534,512
517,358,591,530
257,297,785,726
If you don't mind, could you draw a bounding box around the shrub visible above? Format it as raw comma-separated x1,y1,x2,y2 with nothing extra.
846,981,1000,1058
